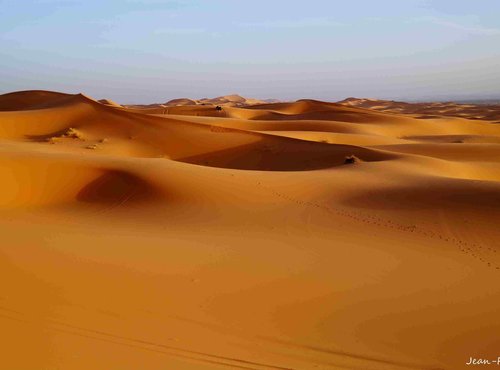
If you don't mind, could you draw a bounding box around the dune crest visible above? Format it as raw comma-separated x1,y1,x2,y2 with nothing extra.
98,98,122,107
1,89,500,370
127,94,279,110
339,96,500,121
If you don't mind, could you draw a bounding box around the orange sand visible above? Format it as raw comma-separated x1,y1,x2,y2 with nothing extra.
1,90,500,370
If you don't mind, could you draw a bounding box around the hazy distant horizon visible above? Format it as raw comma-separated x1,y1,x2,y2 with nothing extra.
128,94,500,106
1,0,499,103
129,95,500,106
2,88,500,106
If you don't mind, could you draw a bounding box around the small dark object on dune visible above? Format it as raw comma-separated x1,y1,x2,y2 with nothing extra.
344,155,360,164
215,105,223,111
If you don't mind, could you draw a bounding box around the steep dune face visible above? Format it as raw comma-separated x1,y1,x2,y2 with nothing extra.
0,91,395,170
0,90,75,111
1,90,500,370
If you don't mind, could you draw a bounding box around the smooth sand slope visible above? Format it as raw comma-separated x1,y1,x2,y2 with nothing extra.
339,97,500,122
1,90,500,370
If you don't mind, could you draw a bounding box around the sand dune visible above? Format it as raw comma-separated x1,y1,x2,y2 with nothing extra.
98,98,122,107
0,90,77,111
1,90,500,370
197,94,273,107
339,97,500,122
165,98,198,106
125,94,275,111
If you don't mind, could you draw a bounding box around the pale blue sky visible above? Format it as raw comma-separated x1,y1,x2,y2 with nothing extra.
1,0,500,103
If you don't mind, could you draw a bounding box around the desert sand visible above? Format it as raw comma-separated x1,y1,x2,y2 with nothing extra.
339,97,500,122
1,90,500,370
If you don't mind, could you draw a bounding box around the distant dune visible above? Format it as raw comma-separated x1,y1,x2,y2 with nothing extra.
98,98,122,107
164,98,198,106
127,94,280,110
339,96,500,122
1,90,500,370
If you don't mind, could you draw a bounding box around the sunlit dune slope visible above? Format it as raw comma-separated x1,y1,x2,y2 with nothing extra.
1,90,500,370
0,91,396,170
165,98,198,106
98,98,122,107
126,94,274,110
339,96,500,121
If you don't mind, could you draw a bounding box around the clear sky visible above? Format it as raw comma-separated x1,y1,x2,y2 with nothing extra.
1,0,500,103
